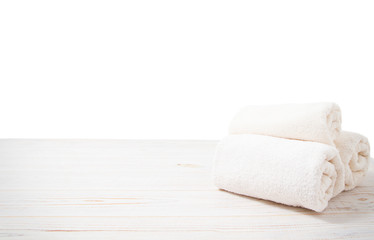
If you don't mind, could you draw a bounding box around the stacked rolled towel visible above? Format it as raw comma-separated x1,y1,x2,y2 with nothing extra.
229,102,341,145
214,102,371,212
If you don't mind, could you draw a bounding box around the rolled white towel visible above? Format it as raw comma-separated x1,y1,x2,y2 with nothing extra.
213,134,345,212
335,131,371,191
229,102,342,145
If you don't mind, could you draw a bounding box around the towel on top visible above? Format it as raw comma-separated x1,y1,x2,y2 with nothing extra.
213,134,345,212
229,102,342,145
335,131,371,190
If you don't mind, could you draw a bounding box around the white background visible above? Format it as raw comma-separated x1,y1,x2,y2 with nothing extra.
0,1,373,140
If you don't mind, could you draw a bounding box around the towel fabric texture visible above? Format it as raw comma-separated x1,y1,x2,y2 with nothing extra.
214,102,371,212
335,131,371,190
214,134,342,212
229,102,341,145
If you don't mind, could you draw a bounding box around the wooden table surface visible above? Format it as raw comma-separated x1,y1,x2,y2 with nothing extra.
0,140,373,239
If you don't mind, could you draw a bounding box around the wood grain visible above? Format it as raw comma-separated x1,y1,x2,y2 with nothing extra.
0,139,373,239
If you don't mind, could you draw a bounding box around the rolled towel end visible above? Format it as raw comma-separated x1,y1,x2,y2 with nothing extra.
312,153,340,212
335,131,371,190
326,103,342,142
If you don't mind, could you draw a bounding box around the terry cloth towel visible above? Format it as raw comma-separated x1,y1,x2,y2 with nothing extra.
335,131,371,191
229,102,342,145
213,134,345,212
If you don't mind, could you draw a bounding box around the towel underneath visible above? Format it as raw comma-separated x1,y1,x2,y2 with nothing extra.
335,131,371,190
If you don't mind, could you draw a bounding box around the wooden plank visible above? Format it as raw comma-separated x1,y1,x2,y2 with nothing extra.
0,140,373,239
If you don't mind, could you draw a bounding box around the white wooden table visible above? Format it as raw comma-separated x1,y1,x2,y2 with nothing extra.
0,140,373,239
